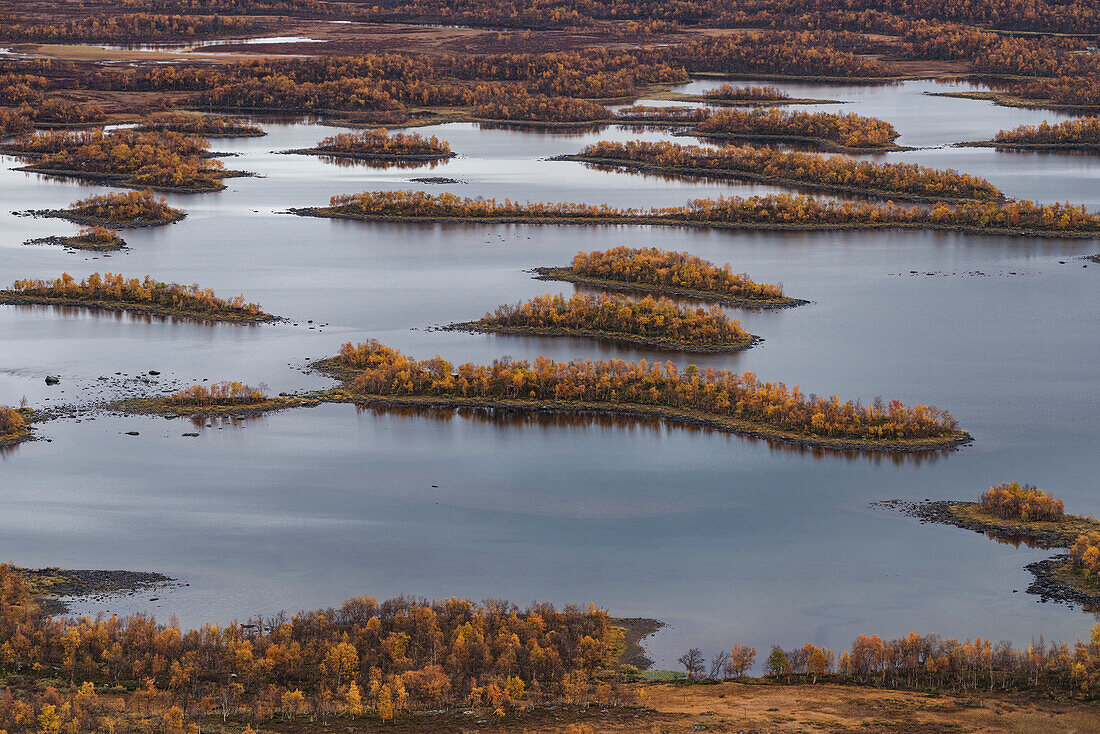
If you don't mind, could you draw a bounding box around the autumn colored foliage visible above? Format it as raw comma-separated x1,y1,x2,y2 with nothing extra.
2,129,227,190
0,563,624,729
671,32,896,78
1071,534,1100,576
3,273,264,319
980,482,1065,522
63,190,184,225
318,190,1100,236
334,340,961,442
578,140,1001,201
0,406,24,436
476,293,753,348
315,128,452,156
168,381,269,406
993,118,1100,147
704,84,791,101
73,226,122,246
694,108,899,149
474,93,612,122
0,13,260,42
570,246,785,302
136,112,265,137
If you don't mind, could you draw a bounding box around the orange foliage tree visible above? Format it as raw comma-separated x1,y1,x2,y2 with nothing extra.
980,481,1065,521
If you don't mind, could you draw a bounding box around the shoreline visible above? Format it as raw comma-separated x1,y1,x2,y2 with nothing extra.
557,154,1002,204
280,148,455,161
878,499,1100,610
957,140,1100,153
24,233,127,251
28,208,188,228
532,266,807,308
290,207,1100,239
13,166,232,193
0,294,278,323
16,566,177,616
444,320,762,353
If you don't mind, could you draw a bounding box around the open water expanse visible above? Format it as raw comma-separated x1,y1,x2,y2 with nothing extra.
1,78,1098,667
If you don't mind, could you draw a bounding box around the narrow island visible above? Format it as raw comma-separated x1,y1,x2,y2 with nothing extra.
960,117,1100,152
561,140,1003,203
292,190,1100,238
665,84,842,107
119,381,312,418
30,190,186,228
533,246,804,309
0,128,236,192
472,92,614,125
0,273,276,323
0,405,32,447
285,128,455,163
135,112,266,138
883,482,1100,609
25,225,126,252
614,106,714,125
450,292,759,352
314,340,970,452
692,108,904,152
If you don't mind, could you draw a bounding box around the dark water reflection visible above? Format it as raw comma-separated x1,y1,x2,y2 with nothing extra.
1,78,1099,668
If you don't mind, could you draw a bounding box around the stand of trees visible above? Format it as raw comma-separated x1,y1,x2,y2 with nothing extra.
475,293,754,348
980,482,1065,522
0,564,627,731
1,129,228,191
694,108,899,149
317,190,1100,236
136,113,265,137
62,190,184,226
614,106,712,123
0,406,25,436
570,247,786,302
992,118,1100,148
0,13,260,42
168,382,269,406
474,92,612,122
577,140,1001,201
2,273,264,319
333,340,962,442
704,84,791,101
314,128,452,156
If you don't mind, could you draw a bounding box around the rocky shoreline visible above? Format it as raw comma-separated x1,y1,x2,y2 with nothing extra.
18,567,178,616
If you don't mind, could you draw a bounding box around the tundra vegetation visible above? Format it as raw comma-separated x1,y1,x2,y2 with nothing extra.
965,117,1100,151
324,340,967,449
693,108,902,150
536,246,797,307
463,292,758,351
0,273,272,322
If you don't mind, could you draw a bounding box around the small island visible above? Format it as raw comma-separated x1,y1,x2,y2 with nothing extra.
286,129,454,163
885,482,1100,610
614,106,714,124
0,273,276,323
0,405,32,447
451,292,760,352
1,128,236,192
669,84,842,107
960,117,1100,152
562,140,1003,203
25,225,126,251
313,340,970,452
32,190,186,228
535,246,803,309
692,108,904,152
119,381,312,417
136,112,266,138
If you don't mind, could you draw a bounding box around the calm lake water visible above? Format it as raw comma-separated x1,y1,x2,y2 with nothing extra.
1,78,1098,668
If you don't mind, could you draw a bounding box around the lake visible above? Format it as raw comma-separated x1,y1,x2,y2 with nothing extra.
1,78,1098,668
